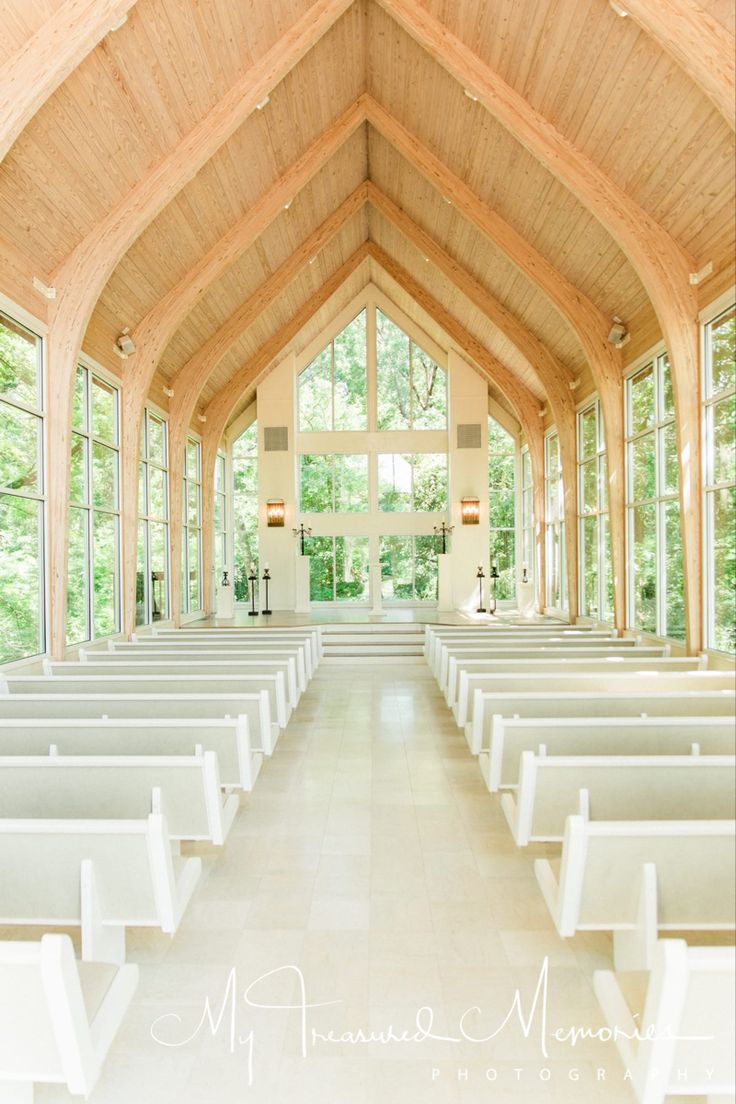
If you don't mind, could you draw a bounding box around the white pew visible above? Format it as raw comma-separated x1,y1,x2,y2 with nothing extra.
424,625,615,664
0,806,202,963
468,689,736,757
0,692,277,756
150,626,322,666
483,714,736,791
441,644,666,696
534,816,736,969
51,656,299,710
0,716,260,791
0,753,239,845
6,671,288,731
0,933,138,1102
454,667,729,729
594,939,735,1104
501,753,736,845
104,641,309,689
433,635,645,682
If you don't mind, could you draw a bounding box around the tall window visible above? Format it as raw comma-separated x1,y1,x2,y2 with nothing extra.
703,304,735,652
214,450,228,582
521,446,534,583
137,408,169,625
377,453,447,512
379,536,439,602
488,417,516,600
376,308,447,430
577,399,612,622
625,353,684,639
299,454,369,512
545,430,566,610
298,310,367,431
0,311,45,663
232,421,258,602
67,365,120,644
181,437,202,615
304,535,370,603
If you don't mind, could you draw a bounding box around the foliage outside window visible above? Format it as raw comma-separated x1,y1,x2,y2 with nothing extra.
137,408,169,625
299,454,369,513
298,310,367,431
304,535,370,602
521,446,534,584
67,365,120,644
545,430,567,611
376,308,447,430
214,450,228,581
577,399,613,622
488,417,516,600
380,535,439,602
377,453,447,512
0,311,45,663
625,353,684,639
181,437,202,615
232,422,258,603
703,304,735,652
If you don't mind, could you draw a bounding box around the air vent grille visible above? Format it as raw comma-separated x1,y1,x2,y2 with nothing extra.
264,426,288,452
457,423,481,449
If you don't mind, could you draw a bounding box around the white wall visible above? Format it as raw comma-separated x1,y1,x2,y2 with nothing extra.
448,349,489,612
256,351,296,611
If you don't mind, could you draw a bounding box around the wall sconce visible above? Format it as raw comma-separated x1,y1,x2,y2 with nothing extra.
266,500,285,527
461,497,480,525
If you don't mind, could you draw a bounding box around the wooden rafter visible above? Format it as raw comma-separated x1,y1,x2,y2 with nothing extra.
0,0,138,163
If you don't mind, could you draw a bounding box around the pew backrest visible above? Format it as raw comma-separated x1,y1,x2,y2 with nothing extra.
102,642,309,687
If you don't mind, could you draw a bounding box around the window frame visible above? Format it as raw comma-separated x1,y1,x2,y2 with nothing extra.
181,434,202,616
136,405,170,626
576,396,612,624
544,428,567,613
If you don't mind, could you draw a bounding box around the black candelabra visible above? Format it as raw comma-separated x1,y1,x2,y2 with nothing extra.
476,565,486,614
433,521,454,554
247,566,258,617
489,562,500,615
262,567,272,615
292,523,312,555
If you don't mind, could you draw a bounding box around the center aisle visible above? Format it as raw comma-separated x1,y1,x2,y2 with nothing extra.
75,662,633,1104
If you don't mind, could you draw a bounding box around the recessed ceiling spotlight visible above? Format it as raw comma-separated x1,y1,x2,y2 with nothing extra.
464,88,479,102
256,95,270,110
284,199,292,210
309,256,317,264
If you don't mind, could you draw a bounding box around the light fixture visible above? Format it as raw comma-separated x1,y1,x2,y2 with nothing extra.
256,95,270,110
162,386,174,397
464,88,479,102
609,1,629,15
461,497,480,525
114,327,136,358
283,199,292,210
267,499,285,527
197,413,207,423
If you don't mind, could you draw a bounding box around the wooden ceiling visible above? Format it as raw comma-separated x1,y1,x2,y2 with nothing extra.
0,0,733,433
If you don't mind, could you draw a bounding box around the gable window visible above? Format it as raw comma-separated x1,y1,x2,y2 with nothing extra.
298,310,367,431
299,454,369,513
376,308,446,430
377,453,447,512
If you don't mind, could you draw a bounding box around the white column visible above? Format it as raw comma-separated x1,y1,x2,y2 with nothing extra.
295,555,310,613
448,350,490,613
256,352,297,611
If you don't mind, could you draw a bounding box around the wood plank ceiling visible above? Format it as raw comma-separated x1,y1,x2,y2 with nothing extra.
0,0,733,430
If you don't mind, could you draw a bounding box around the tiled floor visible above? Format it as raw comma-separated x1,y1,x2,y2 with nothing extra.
36,663,682,1102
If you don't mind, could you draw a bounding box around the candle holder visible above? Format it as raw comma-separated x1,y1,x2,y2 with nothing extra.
292,523,312,555
489,562,500,615
522,565,529,584
432,521,454,554
247,567,258,617
262,568,272,615
476,565,486,614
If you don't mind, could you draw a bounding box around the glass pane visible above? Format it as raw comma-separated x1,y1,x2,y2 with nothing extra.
712,486,736,653
580,406,597,459
138,462,147,516
546,433,559,474
522,449,531,489
180,534,187,617
214,492,224,533
300,454,333,512
632,503,657,633
376,309,410,430
380,535,413,600
488,417,513,456
66,506,89,645
334,454,368,512
233,431,258,602
412,453,447,511
148,465,167,520
582,514,598,618
601,513,613,623
0,402,41,494
186,439,199,481
188,529,201,609
599,453,609,511
709,306,735,395
546,523,562,608
72,367,87,431
147,413,166,466
412,343,446,429
0,494,43,662
92,441,117,510
235,422,258,458
378,454,411,511
0,314,40,408
93,510,118,638
335,536,370,602
187,481,200,527
91,376,117,443
333,310,367,430
414,535,440,600
630,365,655,434
631,433,656,502
490,529,515,600
662,422,679,496
713,395,735,485
661,355,675,420
490,488,515,529
305,536,334,602
580,458,598,514
69,432,87,505
215,453,226,492
663,500,685,640
299,346,332,431
149,521,169,620
136,522,147,625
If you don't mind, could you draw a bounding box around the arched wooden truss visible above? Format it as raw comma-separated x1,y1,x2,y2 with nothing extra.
0,0,732,655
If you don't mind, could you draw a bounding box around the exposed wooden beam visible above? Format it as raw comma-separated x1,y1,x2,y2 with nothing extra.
43,0,355,653
0,0,138,163
614,0,735,126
